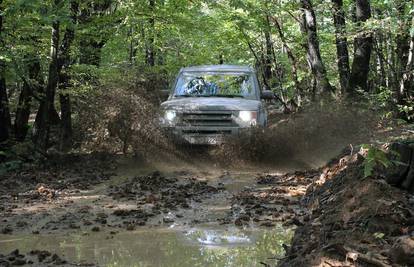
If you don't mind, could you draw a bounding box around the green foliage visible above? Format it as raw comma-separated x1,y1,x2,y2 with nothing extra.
362,144,392,178
1,0,414,151
373,232,385,239
0,142,34,174
0,160,23,175
398,100,414,121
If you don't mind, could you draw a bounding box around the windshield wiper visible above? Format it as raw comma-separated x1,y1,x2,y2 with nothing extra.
174,94,244,98
175,94,215,97
217,95,244,98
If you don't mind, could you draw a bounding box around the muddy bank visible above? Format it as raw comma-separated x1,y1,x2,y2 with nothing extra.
0,249,95,267
0,153,116,196
278,148,414,267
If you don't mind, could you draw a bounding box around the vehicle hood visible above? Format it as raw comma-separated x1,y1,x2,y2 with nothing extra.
161,97,261,111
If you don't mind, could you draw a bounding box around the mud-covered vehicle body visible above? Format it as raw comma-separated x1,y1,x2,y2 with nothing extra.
159,65,270,145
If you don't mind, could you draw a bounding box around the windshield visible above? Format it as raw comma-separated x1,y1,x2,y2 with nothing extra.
174,72,256,98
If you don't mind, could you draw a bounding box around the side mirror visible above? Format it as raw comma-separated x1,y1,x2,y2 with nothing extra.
261,90,275,100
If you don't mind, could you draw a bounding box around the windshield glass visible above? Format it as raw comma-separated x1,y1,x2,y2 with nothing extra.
174,72,255,98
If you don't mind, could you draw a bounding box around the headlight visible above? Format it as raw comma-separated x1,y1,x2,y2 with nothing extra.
164,110,176,122
239,111,257,123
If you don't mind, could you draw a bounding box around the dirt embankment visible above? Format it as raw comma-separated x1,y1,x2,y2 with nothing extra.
0,153,116,196
276,147,414,267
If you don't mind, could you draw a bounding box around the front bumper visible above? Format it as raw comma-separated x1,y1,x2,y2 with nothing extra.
162,126,251,145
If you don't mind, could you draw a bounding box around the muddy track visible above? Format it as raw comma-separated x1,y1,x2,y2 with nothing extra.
0,154,307,266
2,140,413,266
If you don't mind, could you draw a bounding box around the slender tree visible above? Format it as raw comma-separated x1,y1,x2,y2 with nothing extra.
271,16,302,106
349,0,373,93
263,15,273,87
146,0,156,66
58,0,78,151
332,0,350,94
14,57,42,141
300,0,334,95
33,0,61,151
0,0,11,143
399,16,414,102
0,63,10,143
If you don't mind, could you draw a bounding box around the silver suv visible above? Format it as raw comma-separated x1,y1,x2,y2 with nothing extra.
159,65,271,145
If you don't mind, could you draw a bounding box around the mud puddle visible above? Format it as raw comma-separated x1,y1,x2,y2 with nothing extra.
0,159,299,266
0,225,293,267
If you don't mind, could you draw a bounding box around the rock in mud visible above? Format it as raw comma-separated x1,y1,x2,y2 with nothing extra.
163,217,174,223
1,225,12,234
30,250,51,262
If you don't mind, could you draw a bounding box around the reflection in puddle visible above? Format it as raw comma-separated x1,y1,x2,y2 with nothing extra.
0,225,293,267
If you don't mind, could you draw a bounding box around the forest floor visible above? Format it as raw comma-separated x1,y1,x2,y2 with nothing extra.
1,108,414,266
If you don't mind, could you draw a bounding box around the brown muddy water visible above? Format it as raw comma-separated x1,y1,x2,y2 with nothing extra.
0,158,308,267
0,226,293,266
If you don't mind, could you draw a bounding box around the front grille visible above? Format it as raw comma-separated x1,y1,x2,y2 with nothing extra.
180,111,235,127
182,130,232,135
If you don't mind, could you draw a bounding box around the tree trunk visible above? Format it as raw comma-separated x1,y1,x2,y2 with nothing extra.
0,0,11,143
128,26,137,64
0,62,10,143
263,15,273,88
399,17,414,101
349,0,373,93
387,30,397,91
59,94,72,151
146,0,155,66
33,13,60,151
14,58,41,141
395,1,411,103
57,0,78,151
332,0,350,94
300,0,334,95
373,33,387,89
218,54,224,64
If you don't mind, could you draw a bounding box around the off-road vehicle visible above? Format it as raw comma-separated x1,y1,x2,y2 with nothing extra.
159,65,272,144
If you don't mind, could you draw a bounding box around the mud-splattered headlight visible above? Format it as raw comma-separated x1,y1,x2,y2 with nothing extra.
164,110,176,122
239,111,257,124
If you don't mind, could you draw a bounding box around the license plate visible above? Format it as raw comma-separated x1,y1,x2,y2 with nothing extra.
185,135,222,145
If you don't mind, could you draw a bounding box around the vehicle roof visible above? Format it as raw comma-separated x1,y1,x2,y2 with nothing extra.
180,65,254,73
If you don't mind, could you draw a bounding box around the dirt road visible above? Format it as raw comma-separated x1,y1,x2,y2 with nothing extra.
0,150,324,266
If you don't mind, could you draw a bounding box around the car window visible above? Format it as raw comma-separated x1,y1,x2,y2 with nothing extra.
174,72,255,98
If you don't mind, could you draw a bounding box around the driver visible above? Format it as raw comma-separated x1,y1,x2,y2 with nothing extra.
186,77,206,95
